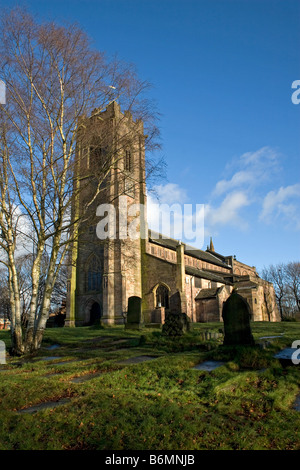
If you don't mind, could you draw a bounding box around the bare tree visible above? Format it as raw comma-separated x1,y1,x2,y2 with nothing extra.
285,262,300,314
261,264,287,320
0,8,161,355
0,268,11,325
261,262,300,319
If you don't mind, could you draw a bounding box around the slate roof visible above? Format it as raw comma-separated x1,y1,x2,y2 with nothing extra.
149,230,231,269
195,288,221,300
185,266,232,284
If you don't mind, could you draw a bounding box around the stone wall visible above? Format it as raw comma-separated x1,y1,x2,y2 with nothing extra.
142,253,177,323
234,276,280,322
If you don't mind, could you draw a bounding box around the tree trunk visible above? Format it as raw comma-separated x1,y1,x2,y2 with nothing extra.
33,328,45,351
11,324,25,356
24,327,35,354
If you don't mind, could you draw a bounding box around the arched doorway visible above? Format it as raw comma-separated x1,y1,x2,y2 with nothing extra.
156,284,169,309
89,302,102,325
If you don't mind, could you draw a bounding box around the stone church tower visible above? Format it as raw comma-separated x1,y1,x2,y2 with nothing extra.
65,101,280,327
65,101,148,326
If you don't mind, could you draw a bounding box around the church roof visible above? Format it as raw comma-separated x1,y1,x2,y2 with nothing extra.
185,266,232,284
195,287,221,300
148,231,231,269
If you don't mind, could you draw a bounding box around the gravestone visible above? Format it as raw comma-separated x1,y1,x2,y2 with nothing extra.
125,296,143,330
0,341,6,365
162,311,190,337
222,291,254,346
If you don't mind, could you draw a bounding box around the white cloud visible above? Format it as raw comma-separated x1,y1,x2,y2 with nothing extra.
205,191,250,230
260,184,300,229
146,147,299,248
148,183,188,205
213,146,280,197
205,146,299,234
214,170,255,196
147,183,187,236
147,183,204,247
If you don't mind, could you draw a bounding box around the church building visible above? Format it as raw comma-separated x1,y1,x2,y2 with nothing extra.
65,102,280,327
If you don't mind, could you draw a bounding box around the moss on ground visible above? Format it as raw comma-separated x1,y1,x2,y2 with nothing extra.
0,322,299,450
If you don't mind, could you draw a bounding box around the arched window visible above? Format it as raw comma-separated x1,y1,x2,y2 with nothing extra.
156,284,169,309
86,256,102,292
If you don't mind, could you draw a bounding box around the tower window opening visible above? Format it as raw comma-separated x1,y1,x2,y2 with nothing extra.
90,145,107,168
86,256,102,292
125,150,132,172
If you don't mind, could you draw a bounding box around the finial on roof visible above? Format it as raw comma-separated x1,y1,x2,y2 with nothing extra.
209,237,215,252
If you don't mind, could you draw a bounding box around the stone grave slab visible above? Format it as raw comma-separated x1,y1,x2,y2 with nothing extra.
274,347,299,366
84,336,107,343
193,360,226,371
35,357,84,366
52,359,85,366
111,339,128,345
69,372,103,383
44,344,61,350
294,394,300,411
35,356,64,362
259,335,284,340
118,355,159,364
17,398,71,414
45,371,65,378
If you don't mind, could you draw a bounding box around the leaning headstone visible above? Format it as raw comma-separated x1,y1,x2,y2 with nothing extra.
0,341,6,365
125,296,143,330
162,311,190,337
222,291,254,346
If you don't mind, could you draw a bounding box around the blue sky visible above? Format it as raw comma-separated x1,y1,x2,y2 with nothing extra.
1,0,300,272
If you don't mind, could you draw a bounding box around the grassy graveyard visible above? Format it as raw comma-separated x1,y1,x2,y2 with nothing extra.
0,321,299,450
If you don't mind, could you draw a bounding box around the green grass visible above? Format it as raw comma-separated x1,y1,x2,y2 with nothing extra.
0,321,299,450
